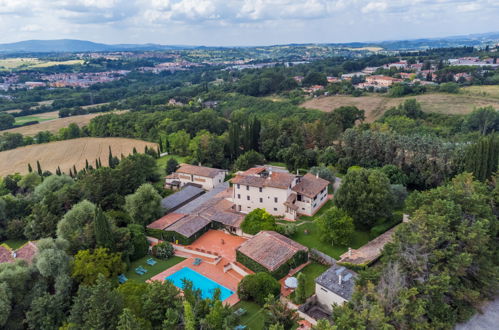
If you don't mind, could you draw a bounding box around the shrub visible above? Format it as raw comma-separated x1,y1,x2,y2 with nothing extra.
237,272,280,305
241,208,277,235
153,242,174,260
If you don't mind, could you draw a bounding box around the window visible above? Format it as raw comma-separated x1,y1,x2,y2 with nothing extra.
237,184,240,189
274,208,277,211
246,186,249,191
247,196,250,201
259,198,263,203
274,197,278,203
259,187,262,193
297,194,302,202
237,194,241,199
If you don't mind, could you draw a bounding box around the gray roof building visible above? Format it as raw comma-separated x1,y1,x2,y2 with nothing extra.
315,265,357,301
161,185,205,212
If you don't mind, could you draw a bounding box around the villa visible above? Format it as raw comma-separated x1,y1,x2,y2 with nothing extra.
236,231,308,279
165,164,227,191
230,166,330,220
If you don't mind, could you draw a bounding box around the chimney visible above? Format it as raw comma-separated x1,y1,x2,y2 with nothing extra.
338,274,342,284
198,162,201,167
348,247,352,257
316,172,319,179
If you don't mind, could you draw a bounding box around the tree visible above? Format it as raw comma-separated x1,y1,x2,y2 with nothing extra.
68,274,123,329
309,166,335,185
168,130,190,156
327,106,365,131
466,106,499,135
153,241,174,260
316,206,355,246
0,113,15,130
57,200,97,253
294,273,307,304
128,224,149,261
117,308,144,330
464,134,499,181
302,71,327,86
34,174,74,199
124,183,162,225
234,150,265,171
241,208,277,235
263,294,300,330
165,158,179,175
36,160,43,176
18,172,41,192
380,164,408,185
334,167,394,228
71,248,125,285
183,301,196,330
237,272,281,305
94,207,115,250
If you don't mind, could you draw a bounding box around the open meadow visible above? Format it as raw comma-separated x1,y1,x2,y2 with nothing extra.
4,110,126,136
301,87,499,122
0,137,158,177
0,58,83,70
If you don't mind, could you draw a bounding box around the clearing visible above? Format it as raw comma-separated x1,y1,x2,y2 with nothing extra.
4,111,126,136
0,58,83,70
301,90,499,122
14,111,59,125
0,137,158,177
124,255,185,282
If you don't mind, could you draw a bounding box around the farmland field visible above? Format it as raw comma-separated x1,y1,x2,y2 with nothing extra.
4,110,126,136
14,111,59,125
0,137,158,177
0,58,83,70
301,89,499,122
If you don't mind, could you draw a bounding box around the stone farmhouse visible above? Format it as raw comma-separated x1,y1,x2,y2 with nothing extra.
165,164,227,191
230,166,330,220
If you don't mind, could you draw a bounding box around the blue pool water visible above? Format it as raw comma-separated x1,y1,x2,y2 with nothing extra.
165,267,234,301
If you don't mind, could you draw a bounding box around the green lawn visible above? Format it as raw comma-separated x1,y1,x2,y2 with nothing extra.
233,301,265,330
124,255,185,282
290,262,329,301
15,115,56,125
299,200,334,221
156,155,188,174
1,239,28,250
267,161,287,168
291,222,370,259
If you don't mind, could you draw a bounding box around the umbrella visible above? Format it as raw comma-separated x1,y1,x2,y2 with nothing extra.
285,277,298,289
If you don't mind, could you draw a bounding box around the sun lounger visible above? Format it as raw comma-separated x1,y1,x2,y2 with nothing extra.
234,325,247,330
118,274,128,284
234,308,246,317
146,258,157,266
193,258,202,265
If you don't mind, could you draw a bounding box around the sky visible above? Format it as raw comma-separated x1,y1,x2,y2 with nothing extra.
0,0,499,46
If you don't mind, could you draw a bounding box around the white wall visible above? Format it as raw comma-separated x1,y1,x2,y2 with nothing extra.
233,184,289,216
315,283,347,312
175,171,225,190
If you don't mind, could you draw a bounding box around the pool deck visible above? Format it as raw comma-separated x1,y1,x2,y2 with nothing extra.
149,230,250,306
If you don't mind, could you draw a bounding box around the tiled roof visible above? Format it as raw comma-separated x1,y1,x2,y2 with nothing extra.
0,245,13,263
237,231,307,272
166,215,212,237
15,242,38,264
160,185,205,211
176,164,225,178
315,265,357,300
231,169,295,189
292,173,330,198
147,213,186,230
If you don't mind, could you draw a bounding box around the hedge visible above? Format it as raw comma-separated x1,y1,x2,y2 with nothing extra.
236,249,309,279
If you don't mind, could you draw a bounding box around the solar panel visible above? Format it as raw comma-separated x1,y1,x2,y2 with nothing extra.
343,273,353,282
335,266,346,275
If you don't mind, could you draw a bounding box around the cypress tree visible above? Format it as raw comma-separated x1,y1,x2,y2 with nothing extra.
56,166,61,175
28,163,33,173
85,159,89,170
159,139,164,153
465,134,499,181
145,146,149,154
36,161,42,176
108,146,114,168
73,165,77,176
94,207,114,250
69,168,73,178
132,147,137,154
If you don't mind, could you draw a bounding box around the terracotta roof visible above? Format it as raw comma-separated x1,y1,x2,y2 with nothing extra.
0,245,13,263
15,242,38,264
231,170,295,189
292,173,330,198
176,164,225,178
237,231,307,272
284,193,299,211
147,213,186,230
367,75,403,82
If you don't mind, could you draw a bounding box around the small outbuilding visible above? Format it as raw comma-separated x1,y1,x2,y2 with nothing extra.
315,265,357,312
160,184,205,212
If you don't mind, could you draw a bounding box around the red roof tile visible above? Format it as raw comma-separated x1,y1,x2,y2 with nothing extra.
147,213,186,230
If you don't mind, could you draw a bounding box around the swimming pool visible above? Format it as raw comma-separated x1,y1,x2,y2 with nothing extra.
165,267,234,301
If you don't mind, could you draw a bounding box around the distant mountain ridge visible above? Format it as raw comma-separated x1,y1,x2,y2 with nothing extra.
1,32,498,53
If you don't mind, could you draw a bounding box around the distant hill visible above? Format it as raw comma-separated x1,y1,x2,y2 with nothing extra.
1,32,498,53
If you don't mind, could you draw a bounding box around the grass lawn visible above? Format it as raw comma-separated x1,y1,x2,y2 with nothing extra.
233,301,265,330
156,154,188,174
124,255,185,282
291,221,370,259
290,262,329,301
15,115,57,125
299,200,334,221
267,161,287,168
1,239,28,250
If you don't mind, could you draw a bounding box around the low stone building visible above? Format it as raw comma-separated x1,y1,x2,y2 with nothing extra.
315,265,357,312
165,164,226,191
